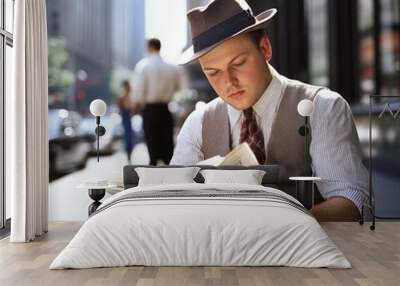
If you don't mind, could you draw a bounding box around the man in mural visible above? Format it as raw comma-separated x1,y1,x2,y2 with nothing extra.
134,38,187,165
170,0,368,221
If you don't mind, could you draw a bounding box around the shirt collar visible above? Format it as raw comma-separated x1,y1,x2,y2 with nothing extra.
148,53,162,60
227,64,284,128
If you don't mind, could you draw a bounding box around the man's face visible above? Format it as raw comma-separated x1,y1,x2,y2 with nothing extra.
199,33,272,110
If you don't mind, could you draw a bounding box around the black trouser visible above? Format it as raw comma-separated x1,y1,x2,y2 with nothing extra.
142,103,174,165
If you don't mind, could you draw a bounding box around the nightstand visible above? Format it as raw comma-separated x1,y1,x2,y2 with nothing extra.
77,183,117,216
289,176,322,209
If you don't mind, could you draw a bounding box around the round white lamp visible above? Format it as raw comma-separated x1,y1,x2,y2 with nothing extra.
90,99,107,117
297,99,314,117
297,99,314,137
90,99,107,162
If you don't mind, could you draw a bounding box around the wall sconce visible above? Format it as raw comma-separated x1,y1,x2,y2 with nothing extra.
297,99,314,175
294,99,315,209
89,99,107,162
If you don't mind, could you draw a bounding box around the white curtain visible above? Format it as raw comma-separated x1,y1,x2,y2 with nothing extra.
8,0,49,242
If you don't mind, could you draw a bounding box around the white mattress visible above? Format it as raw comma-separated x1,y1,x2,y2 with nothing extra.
50,183,351,269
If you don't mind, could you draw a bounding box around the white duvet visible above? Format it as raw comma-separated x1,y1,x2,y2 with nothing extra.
50,183,351,269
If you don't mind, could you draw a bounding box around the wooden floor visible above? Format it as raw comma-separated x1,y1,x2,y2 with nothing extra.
0,222,399,286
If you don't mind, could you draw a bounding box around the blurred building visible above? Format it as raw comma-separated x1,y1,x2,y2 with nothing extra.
46,0,145,112
186,0,207,10
47,0,112,70
112,0,146,68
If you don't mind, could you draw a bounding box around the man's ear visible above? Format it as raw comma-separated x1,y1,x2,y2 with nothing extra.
259,35,272,62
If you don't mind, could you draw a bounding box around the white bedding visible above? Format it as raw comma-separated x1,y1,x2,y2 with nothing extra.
50,183,351,269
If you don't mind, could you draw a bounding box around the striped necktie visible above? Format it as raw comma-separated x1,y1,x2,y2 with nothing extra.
239,108,266,164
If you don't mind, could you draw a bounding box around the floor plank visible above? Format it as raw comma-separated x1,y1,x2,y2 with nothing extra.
0,222,399,286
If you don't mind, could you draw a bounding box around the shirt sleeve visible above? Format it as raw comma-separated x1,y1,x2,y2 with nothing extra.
310,89,369,213
170,107,205,165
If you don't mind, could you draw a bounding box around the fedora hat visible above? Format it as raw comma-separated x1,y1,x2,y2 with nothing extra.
179,0,277,65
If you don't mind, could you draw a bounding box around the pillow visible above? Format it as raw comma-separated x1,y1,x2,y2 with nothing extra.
135,167,201,186
200,169,266,185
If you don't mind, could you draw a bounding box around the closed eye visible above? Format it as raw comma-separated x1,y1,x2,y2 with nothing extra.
233,60,245,67
207,70,220,77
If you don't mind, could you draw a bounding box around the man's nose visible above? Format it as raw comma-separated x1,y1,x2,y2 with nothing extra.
224,70,239,89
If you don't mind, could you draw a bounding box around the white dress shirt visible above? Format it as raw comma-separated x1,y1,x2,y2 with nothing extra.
170,66,368,212
133,54,188,104
228,66,283,149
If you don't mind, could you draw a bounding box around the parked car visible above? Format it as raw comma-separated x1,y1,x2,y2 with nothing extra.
49,109,94,178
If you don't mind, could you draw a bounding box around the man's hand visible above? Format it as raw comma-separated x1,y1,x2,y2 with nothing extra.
310,197,360,221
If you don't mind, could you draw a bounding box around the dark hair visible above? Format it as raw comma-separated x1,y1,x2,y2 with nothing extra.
122,80,130,90
247,29,267,48
147,38,161,51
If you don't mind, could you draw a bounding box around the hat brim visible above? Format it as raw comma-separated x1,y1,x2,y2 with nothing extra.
179,8,277,65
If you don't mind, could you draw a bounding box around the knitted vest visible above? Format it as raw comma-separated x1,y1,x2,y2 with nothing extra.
201,79,325,194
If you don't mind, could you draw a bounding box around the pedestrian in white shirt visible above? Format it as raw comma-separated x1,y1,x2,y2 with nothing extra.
170,0,369,221
134,38,187,165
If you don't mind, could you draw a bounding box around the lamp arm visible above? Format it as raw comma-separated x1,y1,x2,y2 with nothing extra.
305,116,311,176
94,117,106,162
96,116,100,162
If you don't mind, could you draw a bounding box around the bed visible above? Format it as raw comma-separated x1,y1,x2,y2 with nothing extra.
50,165,350,269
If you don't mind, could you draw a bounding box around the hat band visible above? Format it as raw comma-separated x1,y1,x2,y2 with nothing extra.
192,10,256,53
